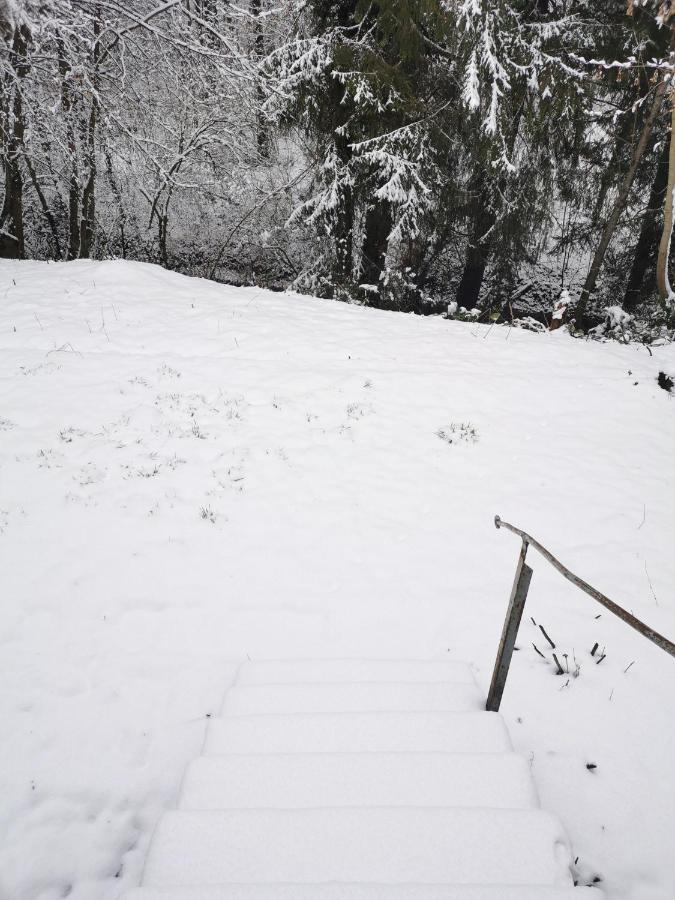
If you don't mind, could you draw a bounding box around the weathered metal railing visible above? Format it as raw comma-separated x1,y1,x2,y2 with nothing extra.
486,515,675,712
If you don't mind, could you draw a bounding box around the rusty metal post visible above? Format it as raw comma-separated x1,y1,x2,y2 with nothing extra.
486,539,533,713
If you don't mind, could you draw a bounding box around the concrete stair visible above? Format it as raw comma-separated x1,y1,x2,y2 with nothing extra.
179,752,538,809
128,890,602,900
124,659,602,900
204,711,512,755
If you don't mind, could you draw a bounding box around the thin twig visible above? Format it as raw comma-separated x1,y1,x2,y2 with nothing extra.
539,624,556,649
637,504,646,529
644,561,658,606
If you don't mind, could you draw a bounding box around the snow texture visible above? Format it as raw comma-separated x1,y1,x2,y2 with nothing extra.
126,889,602,900
141,807,573,886
203,711,513,755
221,681,484,714
179,751,539,809
134,659,589,894
0,259,674,900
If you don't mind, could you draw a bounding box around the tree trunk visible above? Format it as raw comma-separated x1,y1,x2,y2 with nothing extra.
455,102,524,311
24,153,62,258
79,7,101,259
657,50,675,302
59,36,80,260
104,144,127,258
79,100,98,258
360,199,392,293
455,161,499,311
67,169,80,258
589,81,649,231
251,0,268,157
456,181,494,310
158,209,169,267
333,184,354,286
624,135,669,310
579,70,668,320
331,128,354,288
0,27,28,259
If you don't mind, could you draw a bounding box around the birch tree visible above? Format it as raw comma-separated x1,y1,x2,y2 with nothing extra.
654,1,675,304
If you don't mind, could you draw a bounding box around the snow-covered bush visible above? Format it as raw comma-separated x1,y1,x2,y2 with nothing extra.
511,316,547,333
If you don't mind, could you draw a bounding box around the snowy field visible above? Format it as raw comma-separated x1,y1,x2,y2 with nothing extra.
0,259,674,900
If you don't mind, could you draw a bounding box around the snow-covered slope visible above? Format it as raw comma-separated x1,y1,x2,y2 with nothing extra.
0,260,673,900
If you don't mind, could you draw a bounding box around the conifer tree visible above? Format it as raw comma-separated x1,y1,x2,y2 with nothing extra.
266,0,445,303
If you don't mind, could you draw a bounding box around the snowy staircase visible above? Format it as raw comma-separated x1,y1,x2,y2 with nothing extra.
125,660,602,900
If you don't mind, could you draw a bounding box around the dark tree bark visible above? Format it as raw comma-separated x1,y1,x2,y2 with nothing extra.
456,172,494,310
59,36,80,260
578,75,668,320
624,136,669,310
79,101,98,258
0,26,29,259
333,191,354,286
149,133,184,268
360,199,392,291
104,144,127,258
24,153,62,258
251,0,268,157
455,101,524,311
79,7,102,259
331,125,354,287
589,95,646,231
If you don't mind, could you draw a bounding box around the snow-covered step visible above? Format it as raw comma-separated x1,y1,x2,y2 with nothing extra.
236,659,475,685
126,887,602,900
222,682,482,716
204,710,512,755
179,751,537,810
141,808,573,887
127,659,597,899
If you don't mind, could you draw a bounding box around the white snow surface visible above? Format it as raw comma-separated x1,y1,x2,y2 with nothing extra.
0,259,674,900
141,807,572,886
179,751,539,810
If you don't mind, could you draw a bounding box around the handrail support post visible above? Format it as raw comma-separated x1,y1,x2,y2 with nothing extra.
493,513,675,658
486,538,533,713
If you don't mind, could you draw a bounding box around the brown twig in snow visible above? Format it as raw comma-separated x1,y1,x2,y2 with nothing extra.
539,624,556,649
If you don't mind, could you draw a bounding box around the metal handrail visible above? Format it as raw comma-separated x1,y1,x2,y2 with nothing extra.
486,515,675,712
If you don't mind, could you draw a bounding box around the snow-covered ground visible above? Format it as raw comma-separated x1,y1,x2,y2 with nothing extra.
0,259,673,900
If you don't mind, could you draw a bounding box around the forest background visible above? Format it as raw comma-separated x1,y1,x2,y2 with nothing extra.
2,0,675,337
